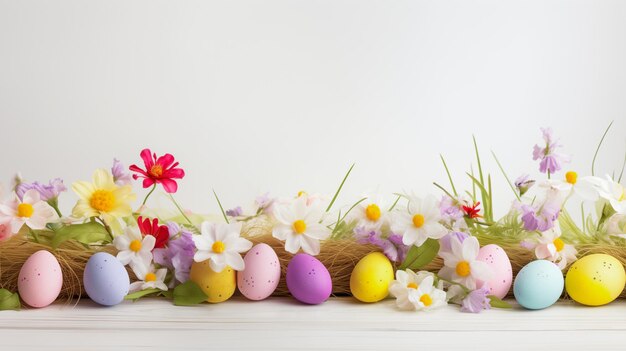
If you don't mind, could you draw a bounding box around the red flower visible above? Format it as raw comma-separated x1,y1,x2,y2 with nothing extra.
137,216,169,249
462,201,482,219
129,149,185,193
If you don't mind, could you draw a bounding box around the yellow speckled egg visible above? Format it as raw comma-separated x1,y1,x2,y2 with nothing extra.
565,254,626,306
190,261,237,303
350,252,394,303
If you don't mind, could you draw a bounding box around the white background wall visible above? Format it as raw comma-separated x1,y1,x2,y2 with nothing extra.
1,0,624,216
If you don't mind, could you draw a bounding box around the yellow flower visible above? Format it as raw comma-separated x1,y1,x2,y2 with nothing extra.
72,169,136,235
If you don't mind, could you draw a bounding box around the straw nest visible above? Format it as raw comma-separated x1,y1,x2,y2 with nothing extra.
2,217,626,303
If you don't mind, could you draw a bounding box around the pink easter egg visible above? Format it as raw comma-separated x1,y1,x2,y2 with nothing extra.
237,243,281,301
476,244,513,299
18,250,63,308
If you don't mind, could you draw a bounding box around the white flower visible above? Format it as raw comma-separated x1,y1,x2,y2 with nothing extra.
351,193,389,231
392,194,448,247
591,175,626,214
539,171,599,201
388,271,447,311
272,197,330,255
0,189,57,234
438,236,492,290
129,262,168,292
113,226,155,266
522,224,577,270
192,221,252,272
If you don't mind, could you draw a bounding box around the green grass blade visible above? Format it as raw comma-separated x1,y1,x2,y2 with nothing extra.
326,163,354,212
618,148,626,183
491,150,521,201
591,121,613,176
473,135,485,185
212,189,229,224
388,194,402,211
433,182,455,199
440,155,458,196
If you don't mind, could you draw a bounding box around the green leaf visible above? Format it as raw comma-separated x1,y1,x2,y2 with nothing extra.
212,189,230,224
0,289,20,311
51,222,111,248
173,281,208,306
487,295,512,309
326,163,355,212
124,288,161,301
398,238,440,270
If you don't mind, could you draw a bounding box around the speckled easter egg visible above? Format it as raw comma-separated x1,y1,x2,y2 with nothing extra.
190,261,237,303
513,260,563,310
286,253,332,305
83,252,130,306
350,252,394,303
476,244,513,299
237,243,281,300
18,250,63,308
566,254,626,306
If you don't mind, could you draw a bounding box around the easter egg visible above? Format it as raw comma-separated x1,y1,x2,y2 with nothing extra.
18,250,63,308
513,260,563,310
565,254,626,306
350,252,394,303
237,243,281,300
83,252,130,306
286,253,332,305
190,261,236,303
476,244,513,299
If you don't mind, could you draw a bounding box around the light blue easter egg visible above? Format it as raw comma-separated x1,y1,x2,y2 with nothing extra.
513,260,564,310
83,252,130,306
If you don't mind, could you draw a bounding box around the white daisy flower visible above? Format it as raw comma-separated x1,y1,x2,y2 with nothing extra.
391,194,448,247
522,224,577,270
129,261,168,292
272,196,330,255
113,226,155,266
539,171,599,201
351,193,389,231
591,175,626,214
438,236,492,290
0,189,57,234
192,221,252,272
389,271,447,311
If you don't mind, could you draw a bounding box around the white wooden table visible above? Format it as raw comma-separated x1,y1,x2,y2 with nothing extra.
1,297,625,350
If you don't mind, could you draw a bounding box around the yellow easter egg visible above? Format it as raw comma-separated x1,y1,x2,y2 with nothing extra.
565,254,626,306
190,261,237,303
350,252,394,303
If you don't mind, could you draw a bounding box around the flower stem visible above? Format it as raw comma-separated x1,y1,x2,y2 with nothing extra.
141,184,157,207
28,227,41,244
434,274,470,294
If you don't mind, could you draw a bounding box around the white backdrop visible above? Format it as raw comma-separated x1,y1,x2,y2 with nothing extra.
1,0,624,216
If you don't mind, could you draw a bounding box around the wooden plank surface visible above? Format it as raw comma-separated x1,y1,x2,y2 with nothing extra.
1,297,625,350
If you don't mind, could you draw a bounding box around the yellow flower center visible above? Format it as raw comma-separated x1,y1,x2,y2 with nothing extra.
365,204,381,221
406,282,418,289
412,214,425,228
90,189,115,212
144,272,156,282
212,241,226,253
16,203,34,218
150,164,163,178
129,239,142,252
420,294,433,306
297,190,307,197
293,220,307,234
455,261,471,277
553,238,565,252
565,171,578,185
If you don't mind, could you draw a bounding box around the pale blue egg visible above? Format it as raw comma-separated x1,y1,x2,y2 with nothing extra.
513,260,564,310
83,252,130,306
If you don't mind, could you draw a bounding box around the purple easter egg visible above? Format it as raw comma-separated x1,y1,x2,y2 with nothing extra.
286,253,332,305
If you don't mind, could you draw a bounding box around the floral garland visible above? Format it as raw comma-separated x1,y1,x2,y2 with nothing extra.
0,125,625,312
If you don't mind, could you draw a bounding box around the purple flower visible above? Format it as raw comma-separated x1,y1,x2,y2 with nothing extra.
354,227,408,263
439,231,469,253
153,222,196,286
16,178,66,201
532,128,569,174
225,206,243,217
461,285,492,313
514,174,535,196
520,203,560,232
439,196,464,224
112,158,132,186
